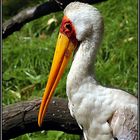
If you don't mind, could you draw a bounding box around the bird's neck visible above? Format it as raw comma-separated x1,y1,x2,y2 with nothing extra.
67,34,101,96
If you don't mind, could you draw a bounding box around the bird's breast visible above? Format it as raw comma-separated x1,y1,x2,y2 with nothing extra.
67,82,114,127
67,82,137,138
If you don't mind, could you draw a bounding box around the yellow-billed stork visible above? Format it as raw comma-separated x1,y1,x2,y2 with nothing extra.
38,2,138,140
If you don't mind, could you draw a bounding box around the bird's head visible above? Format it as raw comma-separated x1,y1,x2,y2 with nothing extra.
64,2,103,42
38,2,103,127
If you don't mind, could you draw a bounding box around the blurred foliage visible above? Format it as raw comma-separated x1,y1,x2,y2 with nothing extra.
2,0,48,20
3,12,65,105
12,131,80,140
95,0,138,95
2,0,138,139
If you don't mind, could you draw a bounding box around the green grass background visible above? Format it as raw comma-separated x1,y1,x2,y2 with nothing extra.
2,0,138,139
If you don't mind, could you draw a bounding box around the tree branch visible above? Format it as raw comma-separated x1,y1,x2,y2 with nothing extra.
2,97,138,140
2,98,82,140
2,0,107,39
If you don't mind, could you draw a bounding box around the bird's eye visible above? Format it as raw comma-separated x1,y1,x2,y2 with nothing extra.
65,23,72,31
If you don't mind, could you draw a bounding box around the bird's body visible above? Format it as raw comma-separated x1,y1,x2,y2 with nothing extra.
65,3,137,139
67,75,137,140
38,2,138,140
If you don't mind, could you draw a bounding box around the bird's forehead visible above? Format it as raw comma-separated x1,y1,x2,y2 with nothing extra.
64,2,102,24
64,6,86,22
64,2,95,20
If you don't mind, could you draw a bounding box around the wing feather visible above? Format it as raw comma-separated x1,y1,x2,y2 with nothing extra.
109,108,138,140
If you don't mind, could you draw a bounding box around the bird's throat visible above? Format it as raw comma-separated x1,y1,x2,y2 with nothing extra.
67,40,98,96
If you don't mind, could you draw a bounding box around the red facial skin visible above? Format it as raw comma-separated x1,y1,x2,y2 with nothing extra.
60,16,78,46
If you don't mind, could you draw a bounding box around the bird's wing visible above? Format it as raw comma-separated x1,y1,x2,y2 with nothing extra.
109,107,138,140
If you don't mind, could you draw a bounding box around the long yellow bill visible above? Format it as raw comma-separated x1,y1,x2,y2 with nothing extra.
38,32,76,126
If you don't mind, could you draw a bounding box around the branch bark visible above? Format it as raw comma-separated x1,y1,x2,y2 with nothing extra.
2,96,138,140
2,0,107,39
2,98,82,140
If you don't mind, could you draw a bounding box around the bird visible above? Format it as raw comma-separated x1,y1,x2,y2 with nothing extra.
38,2,138,140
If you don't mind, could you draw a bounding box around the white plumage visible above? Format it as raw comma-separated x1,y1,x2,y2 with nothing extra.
38,2,137,140
64,2,137,140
